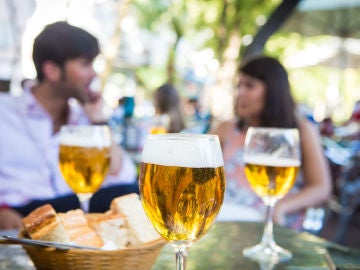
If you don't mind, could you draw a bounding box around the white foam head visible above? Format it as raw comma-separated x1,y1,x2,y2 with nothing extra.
59,125,111,147
244,154,300,167
142,134,224,168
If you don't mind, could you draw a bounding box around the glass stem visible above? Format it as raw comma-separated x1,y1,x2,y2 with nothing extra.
80,199,90,213
174,245,187,270
261,203,276,247
77,194,92,213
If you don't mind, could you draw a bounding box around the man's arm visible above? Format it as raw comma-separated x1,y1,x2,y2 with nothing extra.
82,91,108,124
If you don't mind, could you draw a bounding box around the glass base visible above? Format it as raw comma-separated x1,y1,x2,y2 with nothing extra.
243,242,292,264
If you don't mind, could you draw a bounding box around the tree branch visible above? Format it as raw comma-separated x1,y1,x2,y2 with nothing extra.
242,0,302,59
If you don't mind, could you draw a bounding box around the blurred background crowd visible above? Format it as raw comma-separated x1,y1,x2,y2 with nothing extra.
0,0,359,247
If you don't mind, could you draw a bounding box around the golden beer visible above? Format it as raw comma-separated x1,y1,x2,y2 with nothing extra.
139,163,225,242
242,128,301,263
59,145,110,194
244,160,299,200
149,126,167,134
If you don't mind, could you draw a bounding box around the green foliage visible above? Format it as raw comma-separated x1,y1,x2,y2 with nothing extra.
131,0,281,68
132,0,172,31
265,33,360,122
135,66,167,92
127,0,359,121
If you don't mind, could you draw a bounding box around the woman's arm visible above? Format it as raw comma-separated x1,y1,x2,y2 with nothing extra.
274,118,332,225
209,119,233,146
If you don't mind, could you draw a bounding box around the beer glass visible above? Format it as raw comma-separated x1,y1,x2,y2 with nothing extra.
149,115,169,134
139,134,225,270
242,127,300,263
59,125,111,212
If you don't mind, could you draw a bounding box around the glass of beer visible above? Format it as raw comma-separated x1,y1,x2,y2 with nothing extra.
242,127,300,263
59,125,111,212
149,115,169,134
139,134,225,270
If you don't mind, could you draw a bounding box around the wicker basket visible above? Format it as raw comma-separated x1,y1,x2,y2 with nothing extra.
22,238,166,270
18,212,166,270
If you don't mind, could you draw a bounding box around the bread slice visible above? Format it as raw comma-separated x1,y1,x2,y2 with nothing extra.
89,213,128,249
110,193,161,246
59,209,103,248
59,209,88,228
22,204,70,244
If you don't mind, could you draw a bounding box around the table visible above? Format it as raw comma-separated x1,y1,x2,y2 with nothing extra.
153,222,360,270
1,222,359,270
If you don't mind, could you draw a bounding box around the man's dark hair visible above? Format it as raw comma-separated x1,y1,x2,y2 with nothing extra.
32,21,100,81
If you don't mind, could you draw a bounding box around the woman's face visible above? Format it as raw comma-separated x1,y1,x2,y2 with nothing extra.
235,73,266,122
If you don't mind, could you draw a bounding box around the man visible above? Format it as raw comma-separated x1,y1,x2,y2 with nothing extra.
0,21,137,229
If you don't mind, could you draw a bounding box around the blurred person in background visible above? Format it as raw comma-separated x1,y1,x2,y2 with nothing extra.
348,100,360,123
151,83,186,133
182,97,213,134
341,100,360,141
319,117,335,138
0,21,137,230
329,100,360,144
211,55,332,230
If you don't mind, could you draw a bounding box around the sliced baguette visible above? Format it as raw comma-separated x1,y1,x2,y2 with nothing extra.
89,213,128,249
110,193,161,246
22,204,70,244
59,209,103,248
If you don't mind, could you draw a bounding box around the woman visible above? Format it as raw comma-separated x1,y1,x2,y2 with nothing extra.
153,83,186,133
212,56,331,229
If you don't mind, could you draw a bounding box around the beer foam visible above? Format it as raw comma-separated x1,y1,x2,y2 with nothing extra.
244,155,300,167
141,134,224,168
59,126,111,147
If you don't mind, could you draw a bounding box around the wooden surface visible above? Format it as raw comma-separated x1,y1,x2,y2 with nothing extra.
153,222,360,270
1,222,360,270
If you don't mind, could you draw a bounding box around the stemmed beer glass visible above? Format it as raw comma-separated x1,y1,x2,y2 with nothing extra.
59,125,112,212
242,127,301,263
139,134,225,270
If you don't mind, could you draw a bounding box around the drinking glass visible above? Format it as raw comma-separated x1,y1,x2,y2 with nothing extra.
59,125,112,212
242,127,301,263
139,134,225,270
149,115,169,134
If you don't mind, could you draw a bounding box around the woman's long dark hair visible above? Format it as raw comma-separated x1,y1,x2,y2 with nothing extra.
153,83,186,132
237,56,298,130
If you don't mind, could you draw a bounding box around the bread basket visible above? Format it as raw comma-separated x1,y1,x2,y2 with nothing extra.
19,232,166,270
18,212,166,270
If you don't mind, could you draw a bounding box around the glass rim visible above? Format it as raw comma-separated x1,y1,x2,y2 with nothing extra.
246,127,300,139
145,133,219,140
60,124,110,131
247,127,299,132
